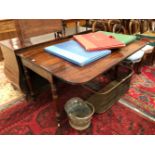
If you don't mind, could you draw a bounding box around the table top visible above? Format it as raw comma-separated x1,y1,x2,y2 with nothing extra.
18,38,147,85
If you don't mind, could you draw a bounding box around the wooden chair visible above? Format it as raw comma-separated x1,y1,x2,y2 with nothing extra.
141,43,155,66
140,20,150,33
92,20,108,32
107,19,121,32
121,19,131,34
112,21,143,74
112,23,127,34
128,20,154,73
129,19,141,35
135,19,155,66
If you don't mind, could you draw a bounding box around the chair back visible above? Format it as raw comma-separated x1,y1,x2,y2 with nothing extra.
112,24,127,34
108,19,121,32
150,20,155,31
15,19,63,45
129,20,140,35
140,20,150,33
92,20,108,32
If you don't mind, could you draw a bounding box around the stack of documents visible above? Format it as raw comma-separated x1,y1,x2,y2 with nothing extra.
73,32,125,51
44,31,137,66
44,40,111,66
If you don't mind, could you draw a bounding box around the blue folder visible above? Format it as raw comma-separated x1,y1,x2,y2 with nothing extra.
44,40,111,67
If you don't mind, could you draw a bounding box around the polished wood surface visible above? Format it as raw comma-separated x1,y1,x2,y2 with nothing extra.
16,36,147,127
0,29,91,91
0,30,147,127
18,39,146,84
0,20,16,36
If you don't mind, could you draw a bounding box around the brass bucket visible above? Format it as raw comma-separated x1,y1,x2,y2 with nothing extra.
64,97,94,131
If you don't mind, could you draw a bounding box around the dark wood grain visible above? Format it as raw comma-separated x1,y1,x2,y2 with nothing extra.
18,39,146,84
0,29,91,91
17,37,147,128
10,33,148,127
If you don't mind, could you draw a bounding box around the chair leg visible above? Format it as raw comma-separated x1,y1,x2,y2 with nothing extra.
133,59,143,74
144,47,155,66
151,49,155,65
123,60,142,74
133,63,140,74
146,53,154,66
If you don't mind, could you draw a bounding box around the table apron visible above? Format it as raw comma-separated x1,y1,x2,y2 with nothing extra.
21,58,52,82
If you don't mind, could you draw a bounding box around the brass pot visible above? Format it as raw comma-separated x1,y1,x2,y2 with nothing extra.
65,97,94,131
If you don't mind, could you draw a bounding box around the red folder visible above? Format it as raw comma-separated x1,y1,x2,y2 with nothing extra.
73,32,126,51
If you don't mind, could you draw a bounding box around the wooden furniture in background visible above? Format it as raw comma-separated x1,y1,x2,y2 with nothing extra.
19,39,146,84
107,19,121,32
15,19,63,46
129,20,141,35
140,20,150,33
62,19,89,35
92,20,108,32
123,20,144,74
140,31,155,66
112,24,127,34
0,20,17,60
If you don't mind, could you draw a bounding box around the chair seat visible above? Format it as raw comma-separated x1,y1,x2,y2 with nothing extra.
141,45,154,54
126,50,144,61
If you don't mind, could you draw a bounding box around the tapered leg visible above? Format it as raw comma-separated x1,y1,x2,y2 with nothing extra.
114,65,119,80
49,76,61,127
23,65,35,97
151,47,155,65
144,52,155,66
134,60,143,74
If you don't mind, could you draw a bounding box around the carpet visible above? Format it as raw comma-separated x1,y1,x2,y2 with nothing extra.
0,81,155,135
0,62,155,135
122,65,155,119
0,61,24,110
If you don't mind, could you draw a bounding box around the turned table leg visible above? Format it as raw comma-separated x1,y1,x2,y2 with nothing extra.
23,65,35,97
49,76,61,127
151,47,155,65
